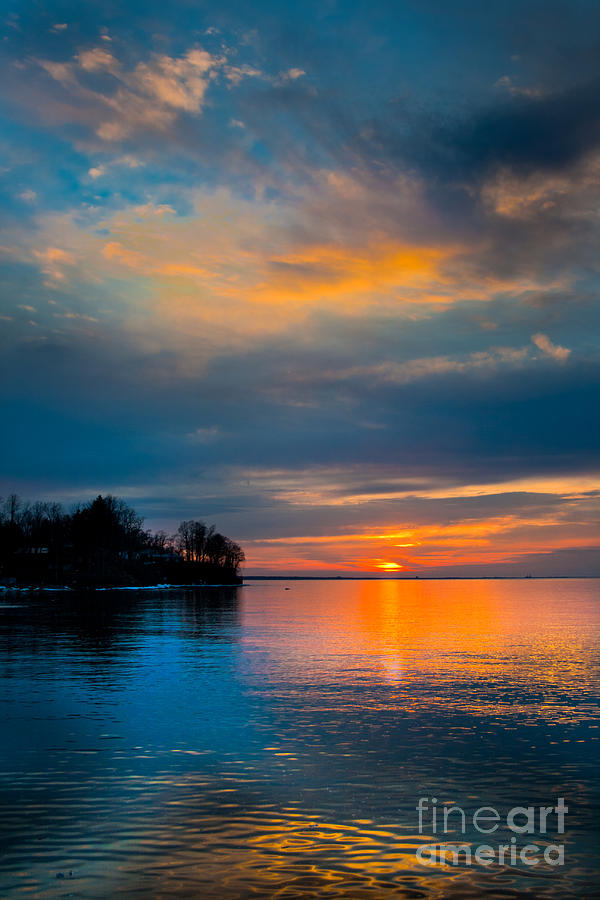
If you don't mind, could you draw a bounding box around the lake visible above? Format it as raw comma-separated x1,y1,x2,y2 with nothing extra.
0,579,598,898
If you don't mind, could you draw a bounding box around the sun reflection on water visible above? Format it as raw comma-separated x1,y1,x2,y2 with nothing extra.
0,579,598,897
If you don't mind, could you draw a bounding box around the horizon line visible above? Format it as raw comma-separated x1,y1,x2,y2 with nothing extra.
242,574,600,581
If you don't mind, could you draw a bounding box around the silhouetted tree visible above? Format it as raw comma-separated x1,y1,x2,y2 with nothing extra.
176,520,215,562
0,495,24,565
146,530,171,552
71,495,145,574
1,493,244,585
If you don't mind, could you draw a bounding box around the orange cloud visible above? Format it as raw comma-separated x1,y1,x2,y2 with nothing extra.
14,180,575,359
248,241,456,306
32,246,77,282
243,511,600,573
532,332,571,362
231,466,599,508
37,45,241,141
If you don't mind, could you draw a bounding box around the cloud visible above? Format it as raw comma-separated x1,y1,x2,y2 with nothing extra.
130,48,216,111
189,426,221,443
76,47,120,74
87,155,144,180
481,152,600,220
225,469,600,572
283,68,305,80
22,190,431,330
95,52,216,140
494,75,544,99
37,59,75,86
223,64,263,86
31,246,76,282
232,466,600,508
35,44,261,142
319,346,531,386
274,68,306,85
12,174,570,364
531,332,571,362
401,76,600,181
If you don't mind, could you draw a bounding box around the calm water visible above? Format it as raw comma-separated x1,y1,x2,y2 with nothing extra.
0,579,598,898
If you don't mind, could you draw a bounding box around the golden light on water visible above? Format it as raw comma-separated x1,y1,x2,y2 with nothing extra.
1,580,598,897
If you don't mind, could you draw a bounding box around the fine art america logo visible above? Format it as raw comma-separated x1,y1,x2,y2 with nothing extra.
416,797,567,867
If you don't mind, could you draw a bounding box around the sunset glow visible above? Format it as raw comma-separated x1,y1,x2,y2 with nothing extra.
0,1,599,576
3,8,600,900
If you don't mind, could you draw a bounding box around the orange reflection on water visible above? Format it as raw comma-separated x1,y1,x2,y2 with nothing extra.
241,578,600,723
2,580,597,898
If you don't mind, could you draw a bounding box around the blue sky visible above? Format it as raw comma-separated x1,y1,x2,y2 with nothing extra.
1,0,599,573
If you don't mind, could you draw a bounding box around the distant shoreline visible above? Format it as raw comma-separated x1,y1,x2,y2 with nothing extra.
243,574,600,581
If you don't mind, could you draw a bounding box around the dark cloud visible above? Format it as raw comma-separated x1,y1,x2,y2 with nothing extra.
401,79,600,181
2,297,598,494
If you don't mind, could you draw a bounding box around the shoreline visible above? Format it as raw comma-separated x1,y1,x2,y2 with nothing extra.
0,582,243,594
1,574,598,596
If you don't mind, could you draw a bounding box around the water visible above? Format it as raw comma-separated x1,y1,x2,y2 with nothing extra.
0,579,598,898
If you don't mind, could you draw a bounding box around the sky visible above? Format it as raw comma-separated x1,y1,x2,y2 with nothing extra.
1,0,599,575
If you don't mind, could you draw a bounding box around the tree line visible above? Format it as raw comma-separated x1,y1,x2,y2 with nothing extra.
0,494,244,587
